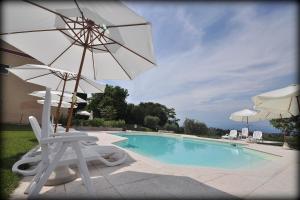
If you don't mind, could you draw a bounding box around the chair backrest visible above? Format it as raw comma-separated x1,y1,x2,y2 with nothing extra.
230,130,237,137
29,116,42,143
253,131,262,139
29,116,54,143
242,128,248,137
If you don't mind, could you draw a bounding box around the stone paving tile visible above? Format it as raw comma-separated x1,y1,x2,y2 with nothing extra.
244,163,299,199
148,174,238,199
205,174,270,198
114,176,176,199
103,170,159,187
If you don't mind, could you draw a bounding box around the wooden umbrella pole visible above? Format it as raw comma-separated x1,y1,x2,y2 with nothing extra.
66,27,91,132
54,74,68,133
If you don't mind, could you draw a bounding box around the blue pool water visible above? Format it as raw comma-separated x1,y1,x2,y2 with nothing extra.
114,133,273,169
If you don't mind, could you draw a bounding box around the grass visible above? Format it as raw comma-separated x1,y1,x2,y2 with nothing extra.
0,128,37,199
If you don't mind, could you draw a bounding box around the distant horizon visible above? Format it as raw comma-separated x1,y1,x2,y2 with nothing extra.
100,1,296,134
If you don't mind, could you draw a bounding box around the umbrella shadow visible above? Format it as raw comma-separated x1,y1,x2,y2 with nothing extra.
34,154,238,199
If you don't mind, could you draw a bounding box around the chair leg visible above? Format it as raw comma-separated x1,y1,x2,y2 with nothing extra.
24,162,44,194
28,144,68,198
72,143,96,196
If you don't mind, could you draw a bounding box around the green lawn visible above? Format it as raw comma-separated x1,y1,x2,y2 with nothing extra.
0,129,37,199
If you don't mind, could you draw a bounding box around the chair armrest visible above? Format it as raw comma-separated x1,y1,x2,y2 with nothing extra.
49,132,88,137
40,135,98,145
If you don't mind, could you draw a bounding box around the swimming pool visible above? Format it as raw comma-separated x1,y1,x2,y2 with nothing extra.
114,133,274,169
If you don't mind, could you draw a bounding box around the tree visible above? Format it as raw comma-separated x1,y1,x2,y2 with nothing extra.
270,116,299,134
88,85,128,120
164,122,179,132
144,115,160,130
270,116,300,148
100,105,117,120
183,118,208,135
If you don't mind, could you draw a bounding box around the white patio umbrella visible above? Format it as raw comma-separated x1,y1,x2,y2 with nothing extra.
230,109,259,129
76,110,91,116
37,100,77,109
253,110,292,120
252,84,300,116
2,1,156,131
37,99,76,125
89,111,94,120
8,64,105,132
30,90,86,103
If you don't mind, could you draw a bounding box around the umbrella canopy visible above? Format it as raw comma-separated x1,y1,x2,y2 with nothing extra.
76,110,91,116
8,65,106,94
1,1,156,80
230,109,259,123
8,64,105,132
37,100,77,108
30,90,86,103
252,84,300,116
252,110,293,121
2,1,156,131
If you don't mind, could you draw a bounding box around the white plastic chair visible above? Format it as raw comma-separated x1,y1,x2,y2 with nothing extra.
222,130,237,139
253,131,263,143
240,128,249,139
12,116,128,177
25,125,98,198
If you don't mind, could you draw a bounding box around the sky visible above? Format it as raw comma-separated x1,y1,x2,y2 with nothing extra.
101,1,298,133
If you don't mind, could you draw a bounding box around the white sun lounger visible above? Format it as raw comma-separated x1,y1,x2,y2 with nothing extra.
12,116,127,176
239,128,249,139
247,131,263,143
222,130,238,139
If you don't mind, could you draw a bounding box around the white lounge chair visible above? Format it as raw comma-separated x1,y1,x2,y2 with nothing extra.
239,128,249,139
247,131,263,143
12,116,127,177
23,121,97,197
222,130,238,139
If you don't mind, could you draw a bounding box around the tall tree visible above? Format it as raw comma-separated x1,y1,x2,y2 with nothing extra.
88,85,128,120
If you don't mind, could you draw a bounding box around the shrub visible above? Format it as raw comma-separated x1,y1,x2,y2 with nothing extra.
144,115,160,130
163,123,179,132
103,120,125,128
72,119,81,126
207,128,228,138
183,118,208,135
124,124,152,132
89,118,104,127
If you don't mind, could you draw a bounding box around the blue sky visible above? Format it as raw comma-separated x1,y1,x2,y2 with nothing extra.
101,2,297,133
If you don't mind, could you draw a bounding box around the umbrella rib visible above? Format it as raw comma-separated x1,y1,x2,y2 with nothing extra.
59,30,80,44
0,28,83,36
88,29,104,45
77,82,84,93
61,17,85,44
82,77,105,93
74,0,85,20
95,32,132,80
90,34,96,80
297,96,300,113
106,22,150,29
90,42,115,47
100,30,156,65
49,28,86,66
55,78,63,91
25,72,53,81
24,0,82,26
89,47,107,52
0,48,34,59
49,40,77,66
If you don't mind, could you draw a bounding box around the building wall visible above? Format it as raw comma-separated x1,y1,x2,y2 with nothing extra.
1,41,68,124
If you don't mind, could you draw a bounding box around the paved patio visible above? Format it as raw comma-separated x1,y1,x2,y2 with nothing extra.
10,131,299,199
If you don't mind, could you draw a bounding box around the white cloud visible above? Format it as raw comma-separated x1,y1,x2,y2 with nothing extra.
108,3,297,132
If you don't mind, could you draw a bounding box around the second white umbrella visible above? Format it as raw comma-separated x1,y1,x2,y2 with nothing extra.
30,90,86,103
